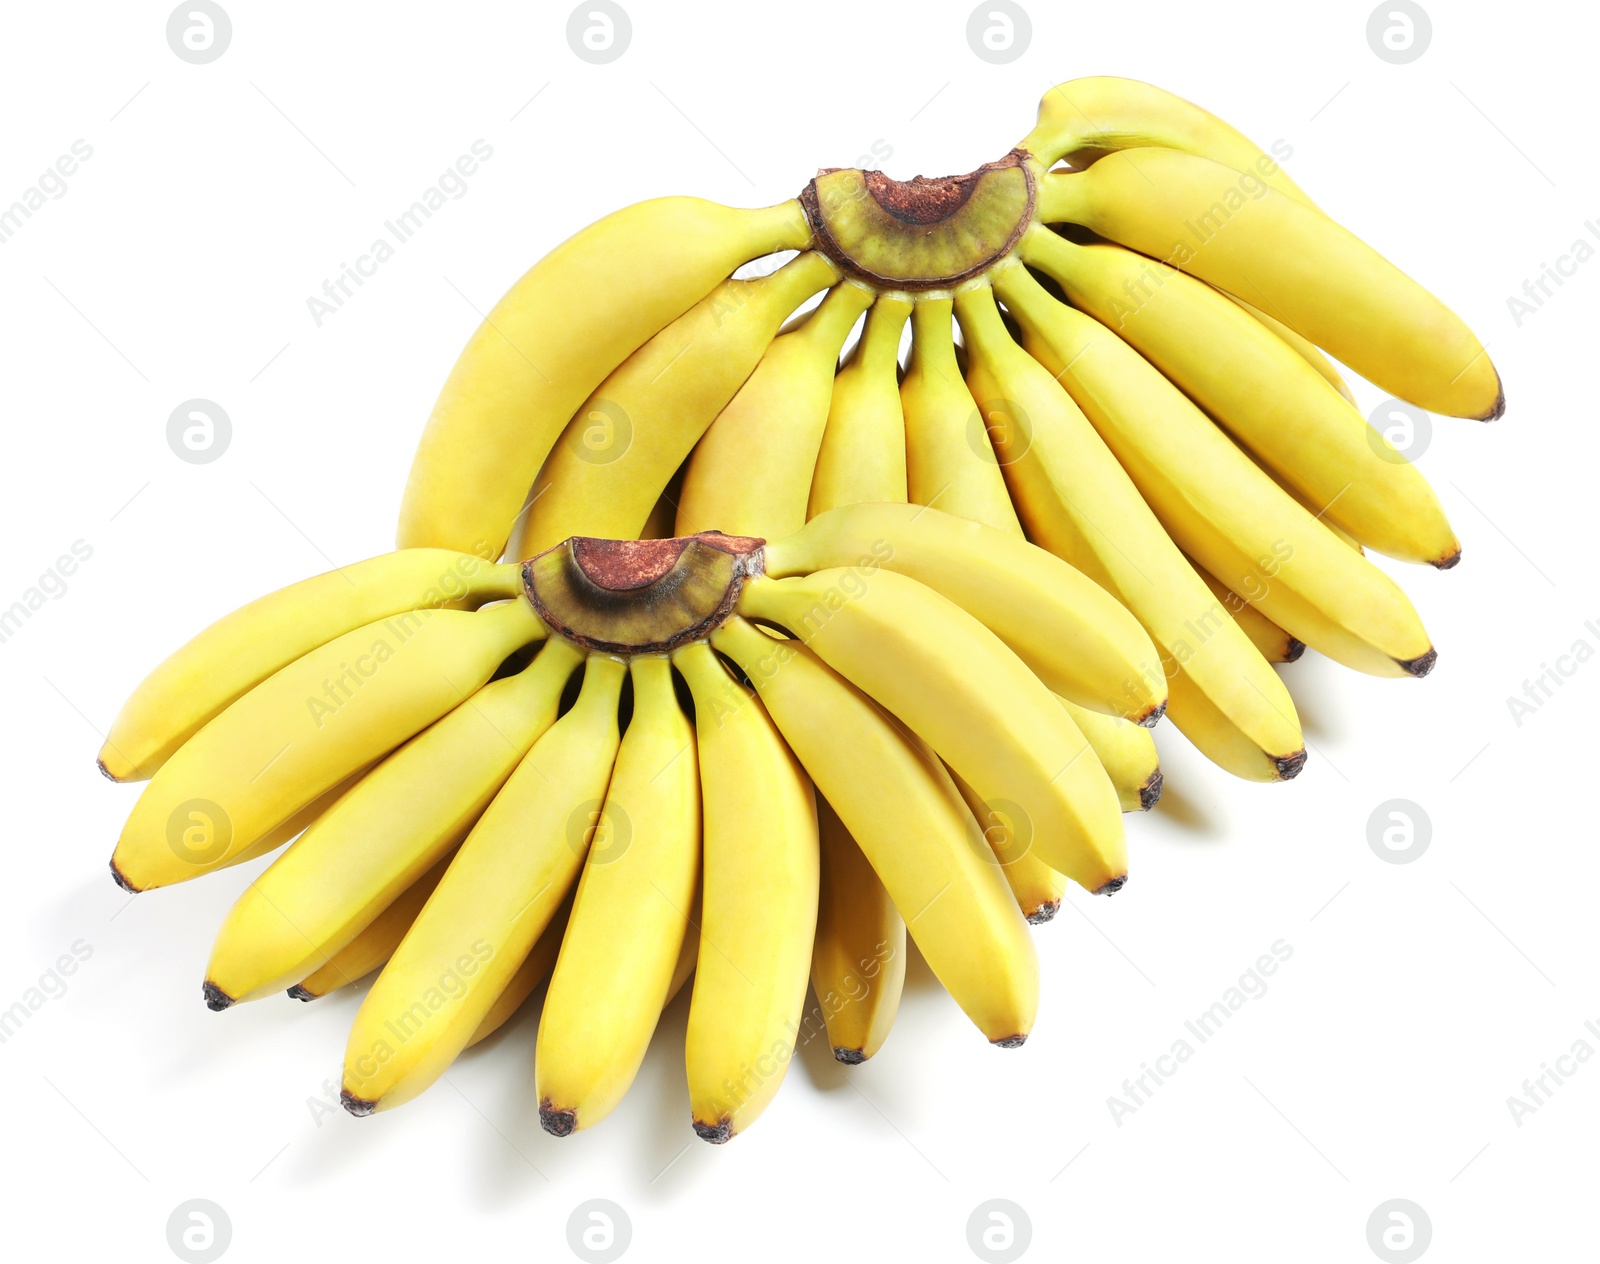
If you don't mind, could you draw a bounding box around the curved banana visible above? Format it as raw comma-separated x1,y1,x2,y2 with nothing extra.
398,197,811,557
1058,697,1162,813
1038,151,1502,419
809,796,906,1062
1193,565,1303,664
673,640,817,1143
675,280,873,537
713,618,1036,1043
100,550,520,782
340,653,625,1115
537,654,701,1136
111,599,544,892
1224,291,1357,406
736,568,1125,892
1019,231,1460,565
949,766,1065,925
515,251,838,557
204,638,582,1006
1018,75,1313,204
901,297,1019,531
766,500,1165,724
995,261,1437,678
288,853,453,1000
465,899,577,1048
954,281,1304,782
809,295,913,515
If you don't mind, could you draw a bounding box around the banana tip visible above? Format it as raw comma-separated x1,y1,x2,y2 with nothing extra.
539,1101,578,1137
1435,548,1462,571
1025,900,1060,925
108,858,138,894
95,756,124,783
286,985,316,1002
1094,874,1127,896
832,1047,868,1065
991,1034,1028,1049
1482,380,1506,422
693,1117,733,1145
340,1090,377,1118
1139,770,1164,811
1283,638,1307,663
1275,750,1308,780
1136,700,1167,729
202,981,234,1012
1398,649,1437,678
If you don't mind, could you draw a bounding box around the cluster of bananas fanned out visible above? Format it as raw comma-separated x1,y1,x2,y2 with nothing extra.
104,77,1499,1144
103,505,1161,1139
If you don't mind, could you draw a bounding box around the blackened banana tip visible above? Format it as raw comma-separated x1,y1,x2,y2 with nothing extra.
540,1101,578,1137
1136,699,1167,729
1398,648,1437,678
286,985,316,1002
832,1047,867,1065
1139,769,1164,811
1025,900,1060,925
693,1118,733,1145
1283,638,1306,663
340,1090,377,1118
992,1034,1027,1049
108,859,138,894
202,981,234,1012
1094,874,1127,896
1275,749,1308,780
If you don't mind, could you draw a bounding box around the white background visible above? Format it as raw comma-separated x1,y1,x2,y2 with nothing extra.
1,1,1593,1260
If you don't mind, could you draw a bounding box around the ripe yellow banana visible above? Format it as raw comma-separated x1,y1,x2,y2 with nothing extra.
766,500,1165,723
204,638,582,1006
949,765,1064,924
797,296,912,1063
289,853,453,1000
737,567,1125,892
111,599,545,892
809,795,906,1062
901,297,1019,531
1193,565,1303,664
463,900,572,1048
100,550,520,782
398,197,811,557
809,294,912,515
1057,697,1162,813
340,654,625,1115
1019,230,1459,566
954,281,1304,782
1018,75,1313,204
1038,150,1502,419
675,280,873,537
996,261,1437,679
516,251,838,556
537,654,701,1136
713,618,1036,1043
673,640,817,1143
1223,291,1357,406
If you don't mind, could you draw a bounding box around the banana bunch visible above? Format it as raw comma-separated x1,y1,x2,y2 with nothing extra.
102,501,1162,1141
399,76,1498,783
105,75,1499,1143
